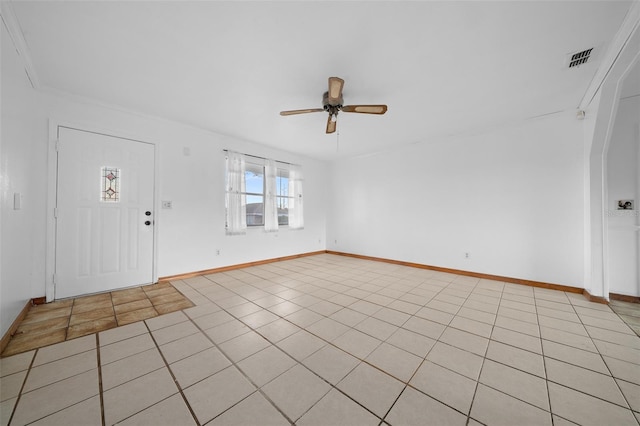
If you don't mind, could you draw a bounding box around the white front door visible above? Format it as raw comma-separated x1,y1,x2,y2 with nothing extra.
55,126,155,299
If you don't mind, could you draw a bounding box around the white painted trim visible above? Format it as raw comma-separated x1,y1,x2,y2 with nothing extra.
579,1,640,110
0,1,40,88
45,120,160,301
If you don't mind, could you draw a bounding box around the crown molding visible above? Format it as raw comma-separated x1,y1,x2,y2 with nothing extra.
1,1,40,88
579,0,640,109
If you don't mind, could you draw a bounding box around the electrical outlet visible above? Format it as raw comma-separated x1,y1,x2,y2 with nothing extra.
162,200,172,209
465,252,470,259
216,249,220,256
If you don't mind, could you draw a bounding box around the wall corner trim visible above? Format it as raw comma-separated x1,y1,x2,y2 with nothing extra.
0,299,36,355
582,289,610,305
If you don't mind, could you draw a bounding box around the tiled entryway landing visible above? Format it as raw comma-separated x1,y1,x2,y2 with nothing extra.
1,282,193,357
2,254,640,426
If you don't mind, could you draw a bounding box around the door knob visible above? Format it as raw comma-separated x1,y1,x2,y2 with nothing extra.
145,211,151,216
144,220,151,226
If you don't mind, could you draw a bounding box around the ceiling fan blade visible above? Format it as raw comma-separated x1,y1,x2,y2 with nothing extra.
280,108,324,116
328,77,345,104
326,115,337,134
342,105,388,114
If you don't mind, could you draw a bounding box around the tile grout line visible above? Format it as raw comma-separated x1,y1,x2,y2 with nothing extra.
95,333,106,426
142,320,202,426
6,348,38,426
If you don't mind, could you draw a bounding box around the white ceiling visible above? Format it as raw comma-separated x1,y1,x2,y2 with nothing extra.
9,1,634,160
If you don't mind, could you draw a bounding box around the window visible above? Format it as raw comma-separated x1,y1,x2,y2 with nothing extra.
245,162,264,226
225,152,303,234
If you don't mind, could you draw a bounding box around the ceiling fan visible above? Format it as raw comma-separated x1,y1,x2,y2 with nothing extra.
280,77,387,134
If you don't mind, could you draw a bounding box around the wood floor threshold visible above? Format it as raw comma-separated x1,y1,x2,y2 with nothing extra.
0,299,33,354
158,250,326,283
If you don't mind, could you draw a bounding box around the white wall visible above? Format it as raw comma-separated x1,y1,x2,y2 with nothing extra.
1,22,42,336
327,113,585,288
607,95,640,296
1,24,328,335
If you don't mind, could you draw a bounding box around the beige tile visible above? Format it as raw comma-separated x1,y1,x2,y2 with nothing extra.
169,347,230,389
28,395,101,426
355,317,398,341
101,348,165,390
117,393,197,426
456,306,496,325
285,309,324,328
604,356,640,385
426,342,484,380
256,318,300,343
330,308,368,327
386,328,436,358
387,386,467,426
205,319,250,344
412,306,454,326
539,315,589,336
103,367,178,425
219,331,271,362
144,310,188,331
277,330,326,361
0,350,34,377
491,326,542,354
262,364,332,421
542,340,609,374
303,345,360,385
237,345,297,387
192,309,234,330
580,313,635,334
449,315,493,338
439,327,489,356
593,339,640,365
308,300,343,316
268,301,304,317
1,370,27,402
616,379,640,412
585,326,640,349
545,358,628,406
548,382,637,426
240,309,279,328
337,362,404,418
24,349,97,392
183,302,221,319
0,397,16,425
494,315,540,337
226,301,263,317
365,342,422,382
159,332,214,364
298,388,380,426
409,360,477,414
333,329,382,359
208,391,288,426
480,359,549,410
486,340,546,377
497,305,538,324
402,316,446,340
98,321,148,346
32,334,93,366
306,317,350,341
151,320,200,346
11,369,98,425
100,333,155,365
470,384,552,426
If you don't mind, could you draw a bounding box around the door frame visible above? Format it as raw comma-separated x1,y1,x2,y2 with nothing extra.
46,120,160,302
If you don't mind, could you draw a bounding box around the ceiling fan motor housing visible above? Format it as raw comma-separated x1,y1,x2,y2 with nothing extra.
322,91,342,116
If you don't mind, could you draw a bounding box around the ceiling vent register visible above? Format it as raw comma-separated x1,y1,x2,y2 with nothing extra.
568,48,593,68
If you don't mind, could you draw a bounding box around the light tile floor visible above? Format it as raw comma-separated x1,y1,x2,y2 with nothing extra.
1,254,640,425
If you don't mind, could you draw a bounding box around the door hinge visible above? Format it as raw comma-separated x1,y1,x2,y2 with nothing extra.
55,139,60,151
52,274,57,285
53,207,58,218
